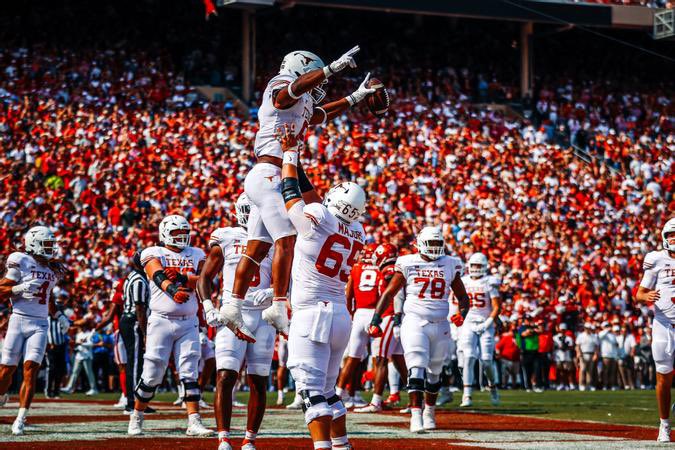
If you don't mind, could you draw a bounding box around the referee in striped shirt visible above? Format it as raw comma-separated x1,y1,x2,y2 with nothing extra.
119,252,149,411
45,303,68,399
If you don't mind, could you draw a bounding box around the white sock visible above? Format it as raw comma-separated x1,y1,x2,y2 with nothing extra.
661,418,670,427
336,387,346,398
218,430,231,440
388,362,400,394
17,407,28,421
331,435,349,446
463,386,472,397
188,412,200,422
277,390,283,399
371,394,383,406
314,440,332,449
244,430,257,442
133,409,144,419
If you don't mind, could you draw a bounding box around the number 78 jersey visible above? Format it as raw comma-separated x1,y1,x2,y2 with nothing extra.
290,203,364,309
395,253,463,322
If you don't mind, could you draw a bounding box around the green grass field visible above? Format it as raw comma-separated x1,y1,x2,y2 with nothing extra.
55,388,660,428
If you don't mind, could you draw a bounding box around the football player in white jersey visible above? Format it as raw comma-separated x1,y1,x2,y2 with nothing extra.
373,226,469,433
270,126,365,450
0,226,69,435
458,252,501,407
128,215,213,437
636,218,675,443
220,47,376,344
197,194,280,450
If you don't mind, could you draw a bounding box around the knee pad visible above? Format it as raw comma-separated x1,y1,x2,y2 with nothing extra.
135,379,157,402
425,372,441,394
181,379,201,402
326,393,347,420
299,390,332,424
407,367,426,393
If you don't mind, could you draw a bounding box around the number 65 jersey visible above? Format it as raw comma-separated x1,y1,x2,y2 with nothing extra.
290,203,364,309
395,253,463,322
5,252,58,317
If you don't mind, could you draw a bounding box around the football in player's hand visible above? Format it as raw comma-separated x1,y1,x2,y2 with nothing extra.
365,77,390,117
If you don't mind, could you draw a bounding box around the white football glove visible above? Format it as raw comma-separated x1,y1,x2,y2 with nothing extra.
262,300,289,338
393,325,401,340
250,288,274,307
57,313,71,334
199,331,208,346
203,300,223,328
324,45,360,78
11,279,43,297
220,301,256,343
347,72,376,106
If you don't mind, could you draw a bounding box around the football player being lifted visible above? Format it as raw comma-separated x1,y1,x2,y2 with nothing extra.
273,125,366,450
636,218,675,443
0,226,70,435
371,227,469,433
197,194,281,450
458,252,501,407
219,46,376,344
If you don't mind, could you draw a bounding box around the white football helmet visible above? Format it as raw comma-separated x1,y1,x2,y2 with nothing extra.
235,193,251,228
279,50,327,104
24,226,57,259
468,252,489,278
416,227,445,260
323,182,366,224
663,217,675,252
159,215,191,249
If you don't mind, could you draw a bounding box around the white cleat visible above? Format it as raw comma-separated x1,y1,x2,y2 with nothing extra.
198,399,210,409
173,396,183,406
460,395,472,407
233,400,246,408
85,389,98,396
218,438,233,450
399,405,411,414
352,393,367,408
423,407,437,431
241,443,256,450
286,398,304,410
11,417,25,435
113,394,127,409
127,412,144,436
354,403,382,413
186,414,214,436
410,409,425,434
490,388,500,406
0,393,8,407
658,423,671,442
435,390,453,406
343,396,354,409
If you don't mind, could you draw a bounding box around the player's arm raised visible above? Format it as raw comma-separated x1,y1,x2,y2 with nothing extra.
369,272,405,337
144,258,191,304
310,72,376,125
197,245,225,327
276,45,360,109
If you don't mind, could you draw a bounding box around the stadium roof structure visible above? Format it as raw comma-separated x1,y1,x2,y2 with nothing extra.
223,0,670,103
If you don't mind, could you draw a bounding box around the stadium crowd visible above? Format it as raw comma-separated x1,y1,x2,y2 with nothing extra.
0,1,673,399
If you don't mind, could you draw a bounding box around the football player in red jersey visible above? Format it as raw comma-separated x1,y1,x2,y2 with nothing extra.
359,243,407,412
335,243,379,408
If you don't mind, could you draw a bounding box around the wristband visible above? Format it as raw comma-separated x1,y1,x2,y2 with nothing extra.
392,313,402,327
11,285,23,295
174,272,188,285
346,95,356,107
165,283,179,298
283,151,298,166
287,83,301,100
370,312,382,327
153,270,169,288
203,299,215,313
323,66,333,79
297,164,314,193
